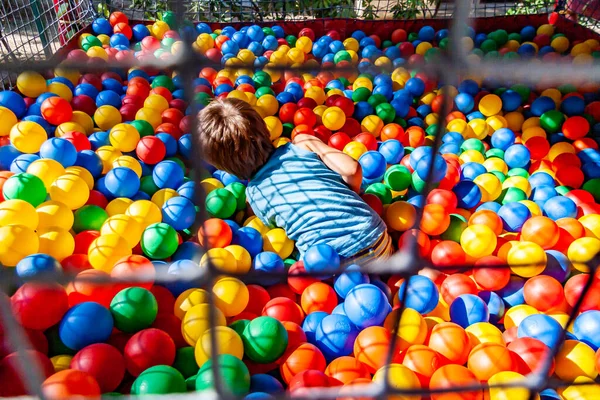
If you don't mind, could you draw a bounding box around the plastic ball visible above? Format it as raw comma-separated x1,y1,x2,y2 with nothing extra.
194,326,244,368
59,302,114,351
124,328,176,376
344,284,391,329
517,314,562,348
398,275,439,314
41,369,101,399
196,354,250,396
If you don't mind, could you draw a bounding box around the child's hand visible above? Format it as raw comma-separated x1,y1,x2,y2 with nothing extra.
293,134,363,193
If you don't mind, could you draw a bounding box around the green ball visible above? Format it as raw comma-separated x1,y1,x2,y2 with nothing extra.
471,48,484,57
365,182,392,204
195,92,212,106
253,71,272,88
384,165,411,191
503,52,520,61
439,38,449,50
45,325,76,356
160,11,177,29
255,87,275,98
81,36,102,51
334,50,352,64
73,205,109,233
382,40,393,48
508,33,521,42
151,75,175,92
282,122,294,137
196,354,250,396
186,374,197,391
558,84,577,95
486,148,505,159
205,188,237,219
173,347,199,379
481,39,497,53
153,49,166,58
426,124,439,136
490,170,506,183
498,187,527,205
3,173,47,207
262,27,275,36
461,138,485,153
375,103,396,124
511,84,530,103
132,365,186,394
395,117,407,128
130,120,154,137
540,110,565,133
140,176,159,196
229,319,250,337
338,77,351,88
352,87,371,102
507,167,529,178
424,48,441,62
484,51,499,60
241,316,288,363
493,29,508,46
225,182,247,211
411,170,437,193
408,32,418,42
161,37,176,49
556,185,571,195
583,178,600,202
367,94,387,108
285,35,297,47
141,222,179,259
110,287,158,333
440,213,468,242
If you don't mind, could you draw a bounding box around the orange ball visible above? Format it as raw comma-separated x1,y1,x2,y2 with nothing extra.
42,369,101,399
520,216,560,249
554,217,585,252
109,11,128,26
300,282,337,314
324,356,370,384
110,254,155,291
523,275,565,312
467,342,514,382
400,344,442,387
398,229,431,257
353,326,398,373
380,123,405,142
420,204,451,236
280,343,326,384
198,218,232,249
288,261,319,295
428,322,470,365
429,364,483,400
441,274,477,305
468,210,503,236
472,256,511,291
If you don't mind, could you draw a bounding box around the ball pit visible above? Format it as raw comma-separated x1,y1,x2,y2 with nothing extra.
2,12,600,399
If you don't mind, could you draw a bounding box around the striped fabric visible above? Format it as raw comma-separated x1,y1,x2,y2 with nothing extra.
346,231,394,266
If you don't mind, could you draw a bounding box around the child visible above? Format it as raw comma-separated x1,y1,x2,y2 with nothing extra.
196,98,393,264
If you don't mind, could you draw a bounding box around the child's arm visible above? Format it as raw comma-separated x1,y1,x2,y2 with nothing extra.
293,134,363,193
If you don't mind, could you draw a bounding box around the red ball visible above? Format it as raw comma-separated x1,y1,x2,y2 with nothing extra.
41,97,73,125
66,269,117,308
0,325,48,359
523,275,564,312
161,108,184,126
340,118,362,137
294,108,317,128
564,274,600,312
61,131,91,152
299,28,315,41
119,104,139,122
426,189,458,212
297,97,318,110
244,285,271,315
524,136,550,160
288,261,319,295
354,133,378,151
124,328,176,376
150,285,176,316
291,124,314,140
440,274,477,305
262,297,305,325
333,97,355,118
430,241,466,269
288,370,331,394
0,351,54,397
136,136,166,164
79,74,102,91
326,94,341,107
110,255,155,291
169,99,187,113
562,116,590,140
328,132,352,151
179,115,192,133
313,125,332,142
301,282,337,314
399,42,415,57
70,343,125,393
74,230,101,254
151,314,187,349
556,165,585,189
11,283,68,330
508,337,554,376
361,193,383,216
61,254,92,274
85,190,108,208
67,49,89,63
156,122,182,139
267,283,297,302
71,95,97,115
472,256,511,291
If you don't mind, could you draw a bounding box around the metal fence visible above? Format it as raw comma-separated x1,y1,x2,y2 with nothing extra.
1,0,600,399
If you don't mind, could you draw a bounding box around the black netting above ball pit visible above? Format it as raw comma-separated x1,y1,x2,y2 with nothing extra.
2,0,600,399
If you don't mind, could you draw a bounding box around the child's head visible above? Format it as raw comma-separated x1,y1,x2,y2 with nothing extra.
196,98,275,180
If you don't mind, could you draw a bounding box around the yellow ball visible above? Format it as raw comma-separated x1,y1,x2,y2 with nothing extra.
126,200,162,229
65,166,94,190
87,234,132,272
96,146,123,174
200,248,237,274
55,122,86,139
51,355,73,373
70,111,94,135
47,82,73,102
152,21,170,39
460,224,497,258
504,112,525,132
96,34,110,45
486,115,507,132
244,216,269,235
466,119,489,140
36,200,73,231
321,106,346,131
488,371,531,400
559,376,600,400
460,149,485,164
361,115,384,136
135,107,162,129
151,188,179,207
94,106,122,131
201,178,224,195
227,90,248,103
17,71,47,98
343,141,368,161
483,158,508,175
396,307,427,350
212,277,249,317
49,175,89,210
503,304,539,329
551,36,570,53
385,201,416,231
100,214,143,248
296,36,313,53
372,364,421,400
86,47,108,61
0,199,38,230
182,303,226,346
144,94,170,114
507,241,547,277
54,66,80,86
465,322,505,347
502,176,531,197
416,41,432,55
274,137,290,148
26,159,65,191
353,77,373,92
263,228,294,259
112,156,142,178
343,38,359,52
174,289,209,319
287,48,305,64
474,173,502,202
579,214,600,239
255,95,278,117
109,123,141,152
10,121,47,153
224,245,252,274
0,224,39,266
0,107,17,136
37,227,74,262
479,94,502,116
264,116,283,141
447,119,472,138
548,142,576,162
106,198,133,217
305,86,326,105
195,326,244,368
568,237,600,272
519,200,541,217
537,23,554,36
555,340,597,381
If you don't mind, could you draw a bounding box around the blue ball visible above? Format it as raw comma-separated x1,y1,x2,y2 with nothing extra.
344,284,391,329
250,374,284,394
443,131,464,145
10,154,39,174
303,244,340,275
560,95,585,116
418,26,435,42
543,250,572,283
248,41,264,56
0,91,26,118
504,144,531,169
75,83,100,99
334,264,370,299
498,202,531,232
74,150,103,178
262,36,279,51
156,133,178,157
271,26,284,39
478,291,505,324
59,302,113,351
476,201,502,213
195,23,211,34
359,151,387,181
331,303,346,316
152,160,184,189
102,79,124,94
405,78,425,97
378,140,404,165
390,98,410,118
89,130,110,150
461,162,487,180
453,180,482,209
440,143,461,155
500,90,522,112
373,85,393,101
315,314,358,360
543,196,577,220
92,18,112,35
232,227,263,258
104,167,140,198
96,90,122,108
245,392,274,400
354,101,375,121
302,311,328,345
214,83,234,96
178,134,192,159
530,96,556,117
573,310,600,350
162,196,196,231
177,180,196,203
467,111,486,121
458,79,479,96
132,24,150,42
409,146,433,170
172,242,203,264
253,252,284,286
164,260,200,296
247,25,265,42
449,294,490,328
16,253,61,278
416,104,432,118
497,276,526,307
455,93,474,113
232,32,250,48
110,33,129,48
520,26,536,41
40,137,77,167
517,314,563,348
540,389,562,400
398,275,439,314
221,40,240,55
276,91,295,104
329,40,345,54
529,172,556,189
491,128,516,151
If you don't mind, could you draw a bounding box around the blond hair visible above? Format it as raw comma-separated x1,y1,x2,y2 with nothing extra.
196,98,274,180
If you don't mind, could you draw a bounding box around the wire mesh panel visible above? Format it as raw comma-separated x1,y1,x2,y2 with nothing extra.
1,0,600,399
